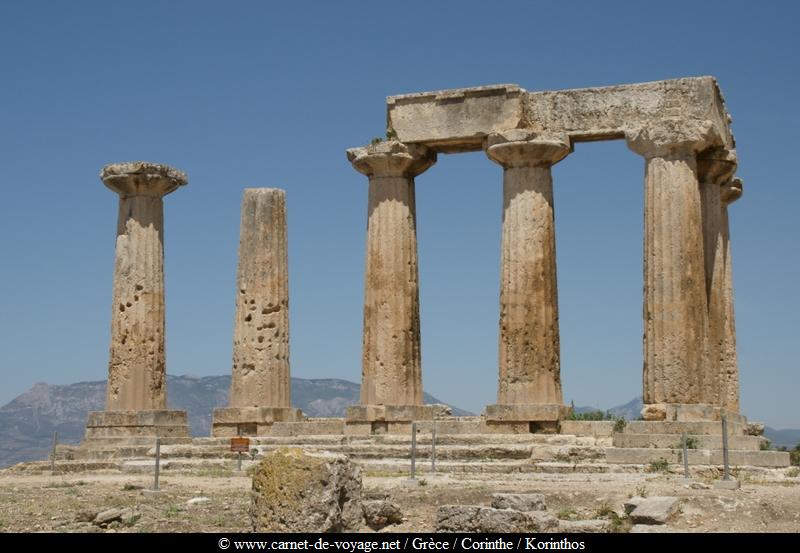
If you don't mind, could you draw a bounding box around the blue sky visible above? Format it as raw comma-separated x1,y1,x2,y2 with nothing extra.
1,1,798,427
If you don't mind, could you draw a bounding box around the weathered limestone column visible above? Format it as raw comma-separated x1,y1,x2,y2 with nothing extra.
483,130,571,431
84,162,190,441
719,177,743,413
344,141,438,433
212,189,303,437
697,149,737,410
627,121,720,421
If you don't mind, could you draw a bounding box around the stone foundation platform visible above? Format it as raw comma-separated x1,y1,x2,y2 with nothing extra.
84,410,190,440
344,404,451,435
211,407,305,437
485,403,572,433
640,402,746,423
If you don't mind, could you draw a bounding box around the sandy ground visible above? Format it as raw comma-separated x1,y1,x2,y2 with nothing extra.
0,469,798,533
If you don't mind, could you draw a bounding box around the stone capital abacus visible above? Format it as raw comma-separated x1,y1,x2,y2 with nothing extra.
485,131,570,168
722,177,743,205
626,118,721,159
697,148,738,185
346,141,436,178
101,161,188,198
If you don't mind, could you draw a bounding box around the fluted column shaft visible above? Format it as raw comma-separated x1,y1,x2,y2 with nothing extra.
720,178,743,412
347,142,436,406
102,162,187,411
628,122,718,408
486,134,570,405
229,189,290,409
698,149,737,408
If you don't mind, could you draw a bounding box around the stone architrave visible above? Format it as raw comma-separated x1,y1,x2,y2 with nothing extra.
344,141,436,429
627,120,720,420
719,178,743,413
84,162,190,441
697,149,737,409
212,189,303,437
483,130,571,428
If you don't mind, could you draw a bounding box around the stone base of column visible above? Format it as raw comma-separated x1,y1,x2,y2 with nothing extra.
641,403,747,423
344,404,450,435
211,407,305,437
84,410,190,440
484,403,572,433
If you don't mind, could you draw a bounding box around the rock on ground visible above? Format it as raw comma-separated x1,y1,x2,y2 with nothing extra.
558,519,611,533
363,499,403,530
250,448,363,533
628,496,680,525
491,493,546,511
436,505,557,533
93,507,136,527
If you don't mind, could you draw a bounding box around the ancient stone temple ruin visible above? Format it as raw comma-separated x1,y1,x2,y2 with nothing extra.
78,77,789,470
345,77,742,431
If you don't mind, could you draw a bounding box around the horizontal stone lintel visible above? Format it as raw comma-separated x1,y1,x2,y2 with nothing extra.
387,77,734,153
485,403,572,422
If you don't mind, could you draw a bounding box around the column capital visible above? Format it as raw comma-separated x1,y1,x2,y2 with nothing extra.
485,130,570,168
346,141,436,178
697,148,738,185
626,118,721,159
101,161,188,198
721,177,743,205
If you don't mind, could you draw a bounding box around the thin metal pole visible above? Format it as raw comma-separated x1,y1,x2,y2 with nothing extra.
682,432,689,478
721,416,730,480
153,437,161,491
50,431,58,473
410,422,417,479
431,417,437,473
237,451,242,472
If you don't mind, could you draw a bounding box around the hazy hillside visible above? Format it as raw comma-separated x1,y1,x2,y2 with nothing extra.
0,375,471,468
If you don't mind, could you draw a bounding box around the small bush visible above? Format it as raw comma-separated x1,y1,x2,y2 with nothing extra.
648,458,669,473
556,507,578,520
595,502,615,518
634,485,649,498
786,467,799,478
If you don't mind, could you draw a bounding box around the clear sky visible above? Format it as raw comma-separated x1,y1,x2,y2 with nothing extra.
0,1,798,427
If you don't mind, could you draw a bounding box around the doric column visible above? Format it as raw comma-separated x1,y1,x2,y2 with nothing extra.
346,141,436,408
229,189,291,408
720,177,743,413
481,131,571,430
697,149,737,409
101,162,186,411
212,188,303,436
627,120,720,419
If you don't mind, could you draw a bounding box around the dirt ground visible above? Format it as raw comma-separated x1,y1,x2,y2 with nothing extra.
1,467,798,533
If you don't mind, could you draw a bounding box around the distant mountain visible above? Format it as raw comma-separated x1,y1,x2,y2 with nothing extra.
764,427,800,449
573,396,643,420
0,375,472,468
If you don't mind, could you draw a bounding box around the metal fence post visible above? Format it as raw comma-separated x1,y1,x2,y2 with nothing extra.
410,422,417,480
153,437,161,491
721,416,730,481
682,432,689,479
431,417,437,473
50,431,58,473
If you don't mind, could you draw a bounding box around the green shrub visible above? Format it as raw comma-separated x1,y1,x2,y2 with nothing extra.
648,458,669,472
